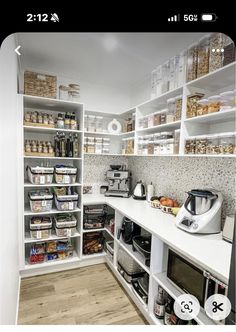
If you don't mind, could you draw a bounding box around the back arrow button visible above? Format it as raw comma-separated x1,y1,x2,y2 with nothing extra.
15,46,21,55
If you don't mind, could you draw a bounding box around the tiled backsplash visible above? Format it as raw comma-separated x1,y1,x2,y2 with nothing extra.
83,155,236,226
128,156,236,224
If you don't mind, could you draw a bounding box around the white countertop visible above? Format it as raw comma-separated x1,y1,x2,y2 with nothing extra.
83,194,232,284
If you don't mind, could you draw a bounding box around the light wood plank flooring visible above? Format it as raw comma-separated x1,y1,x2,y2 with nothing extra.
18,263,147,325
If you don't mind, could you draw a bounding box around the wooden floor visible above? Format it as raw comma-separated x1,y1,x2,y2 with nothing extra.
18,263,147,325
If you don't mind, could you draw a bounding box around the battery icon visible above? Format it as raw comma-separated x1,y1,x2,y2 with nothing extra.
201,13,217,22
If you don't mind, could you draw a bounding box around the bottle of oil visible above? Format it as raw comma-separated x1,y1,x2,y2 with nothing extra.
73,134,79,157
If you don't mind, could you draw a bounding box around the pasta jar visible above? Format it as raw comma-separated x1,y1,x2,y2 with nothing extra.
219,132,234,154
206,134,219,154
197,99,209,116
174,95,182,121
197,35,210,78
195,135,207,154
186,43,198,82
208,95,221,113
209,33,223,72
166,98,175,123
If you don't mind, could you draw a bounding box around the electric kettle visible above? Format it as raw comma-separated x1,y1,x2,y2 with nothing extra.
132,180,146,200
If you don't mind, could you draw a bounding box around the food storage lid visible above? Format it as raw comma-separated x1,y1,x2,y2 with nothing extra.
174,95,183,101
55,166,77,174
55,214,77,228
30,216,52,230
96,116,103,119
28,166,54,174
220,91,234,100
218,132,235,138
198,98,209,105
29,190,53,200
208,95,221,101
188,93,205,99
55,192,78,201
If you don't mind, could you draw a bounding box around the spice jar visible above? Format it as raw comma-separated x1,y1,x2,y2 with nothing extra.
160,109,167,125
197,35,210,78
166,98,175,123
48,115,54,126
222,35,235,66
25,140,31,153
187,93,204,118
197,99,209,116
174,96,182,121
219,132,234,154
147,135,154,155
43,113,49,125
187,43,198,82
154,112,161,126
209,33,223,72
38,112,43,124
31,112,37,123
24,112,31,122
154,134,161,155
195,135,207,154
208,95,221,113
148,113,154,128
206,134,219,154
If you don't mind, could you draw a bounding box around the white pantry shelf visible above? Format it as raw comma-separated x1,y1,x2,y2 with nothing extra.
184,108,236,124
84,153,133,156
24,156,82,160
24,182,82,187
24,125,83,134
136,120,181,134
82,228,105,233
24,207,81,216
23,94,84,110
84,131,118,136
119,130,136,136
24,231,81,243
81,252,107,260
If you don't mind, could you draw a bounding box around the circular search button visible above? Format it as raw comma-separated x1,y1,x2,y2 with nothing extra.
174,294,200,321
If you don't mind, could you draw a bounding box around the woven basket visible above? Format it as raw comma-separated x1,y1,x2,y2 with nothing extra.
24,71,57,99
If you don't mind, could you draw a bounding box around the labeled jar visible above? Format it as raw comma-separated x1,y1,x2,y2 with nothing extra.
147,134,154,155
154,112,161,126
208,95,221,113
166,138,174,154
197,35,210,78
160,109,167,124
185,137,196,154
197,98,209,116
209,33,223,72
219,132,234,154
206,134,219,154
167,98,175,123
195,135,207,154
187,43,198,82
174,95,182,121
154,134,161,155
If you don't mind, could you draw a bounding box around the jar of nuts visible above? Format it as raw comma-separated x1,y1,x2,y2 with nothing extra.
187,93,204,118
219,132,234,154
195,135,207,154
185,137,196,154
197,35,210,78
197,98,209,116
209,33,223,72
206,134,219,154
208,95,221,113
187,43,198,82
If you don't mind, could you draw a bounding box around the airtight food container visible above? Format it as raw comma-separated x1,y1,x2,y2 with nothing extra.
54,166,77,184
27,166,54,185
54,214,77,237
29,190,53,212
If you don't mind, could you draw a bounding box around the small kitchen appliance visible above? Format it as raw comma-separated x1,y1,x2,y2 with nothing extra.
132,180,146,200
117,217,141,244
105,165,131,198
117,247,145,283
131,273,149,304
176,189,223,234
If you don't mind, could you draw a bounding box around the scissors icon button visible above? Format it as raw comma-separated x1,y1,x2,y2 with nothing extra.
212,301,223,313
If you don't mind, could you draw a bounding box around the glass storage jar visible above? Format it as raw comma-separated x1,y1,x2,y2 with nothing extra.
219,132,234,154
197,98,209,116
206,134,219,154
142,115,148,129
142,136,148,155
148,113,154,128
59,85,70,100
219,91,235,110
84,137,88,153
195,135,207,154
167,98,175,123
174,95,182,121
160,109,168,124
126,138,134,154
174,129,180,154
154,112,161,126
146,134,154,155
95,116,103,132
209,33,223,72
222,35,235,66
187,93,204,118
160,131,173,140
187,43,198,82
160,140,168,154
185,137,196,154
208,95,221,113
166,139,174,154
122,138,127,155
154,134,161,155
197,35,210,78
138,136,143,155
88,115,96,132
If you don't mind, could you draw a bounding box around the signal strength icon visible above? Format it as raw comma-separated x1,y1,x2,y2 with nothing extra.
168,14,180,22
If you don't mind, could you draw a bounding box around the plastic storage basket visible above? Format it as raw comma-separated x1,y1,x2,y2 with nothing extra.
27,166,54,185
117,247,144,274
54,214,77,237
30,216,52,239
54,192,78,211
54,166,77,184
29,190,53,213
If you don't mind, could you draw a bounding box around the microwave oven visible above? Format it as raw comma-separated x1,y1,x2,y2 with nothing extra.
167,249,228,307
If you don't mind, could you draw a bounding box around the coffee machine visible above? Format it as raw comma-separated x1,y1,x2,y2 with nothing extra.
105,165,131,198
176,189,223,234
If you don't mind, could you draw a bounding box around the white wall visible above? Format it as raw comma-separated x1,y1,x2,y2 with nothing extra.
129,73,151,107
0,34,20,324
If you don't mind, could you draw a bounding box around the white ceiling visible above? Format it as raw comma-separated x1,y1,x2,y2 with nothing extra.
17,32,205,89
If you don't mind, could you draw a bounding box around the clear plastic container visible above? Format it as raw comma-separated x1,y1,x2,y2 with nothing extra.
222,35,235,66
154,112,161,126
55,166,77,184
195,135,207,154
197,98,209,116
187,93,204,118
87,142,95,153
160,109,168,125
208,95,221,113
174,129,180,154
197,35,210,78
187,43,198,82
30,216,52,239
154,134,161,155
54,192,79,211
102,142,110,154
146,134,154,155
142,115,148,129
27,166,54,185
88,115,96,132
95,140,103,154
54,214,77,237
166,98,175,123
219,91,235,110
185,137,196,154
29,190,53,213
84,115,88,132
95,116,103,132
219,132,234,154
209,33,223,72
59,85,70,100
138,136,143,155
142,136,148,155
148,113,154,128
174,95,182,121
206,134,219,154
166,138,174,154
160,131,173,140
